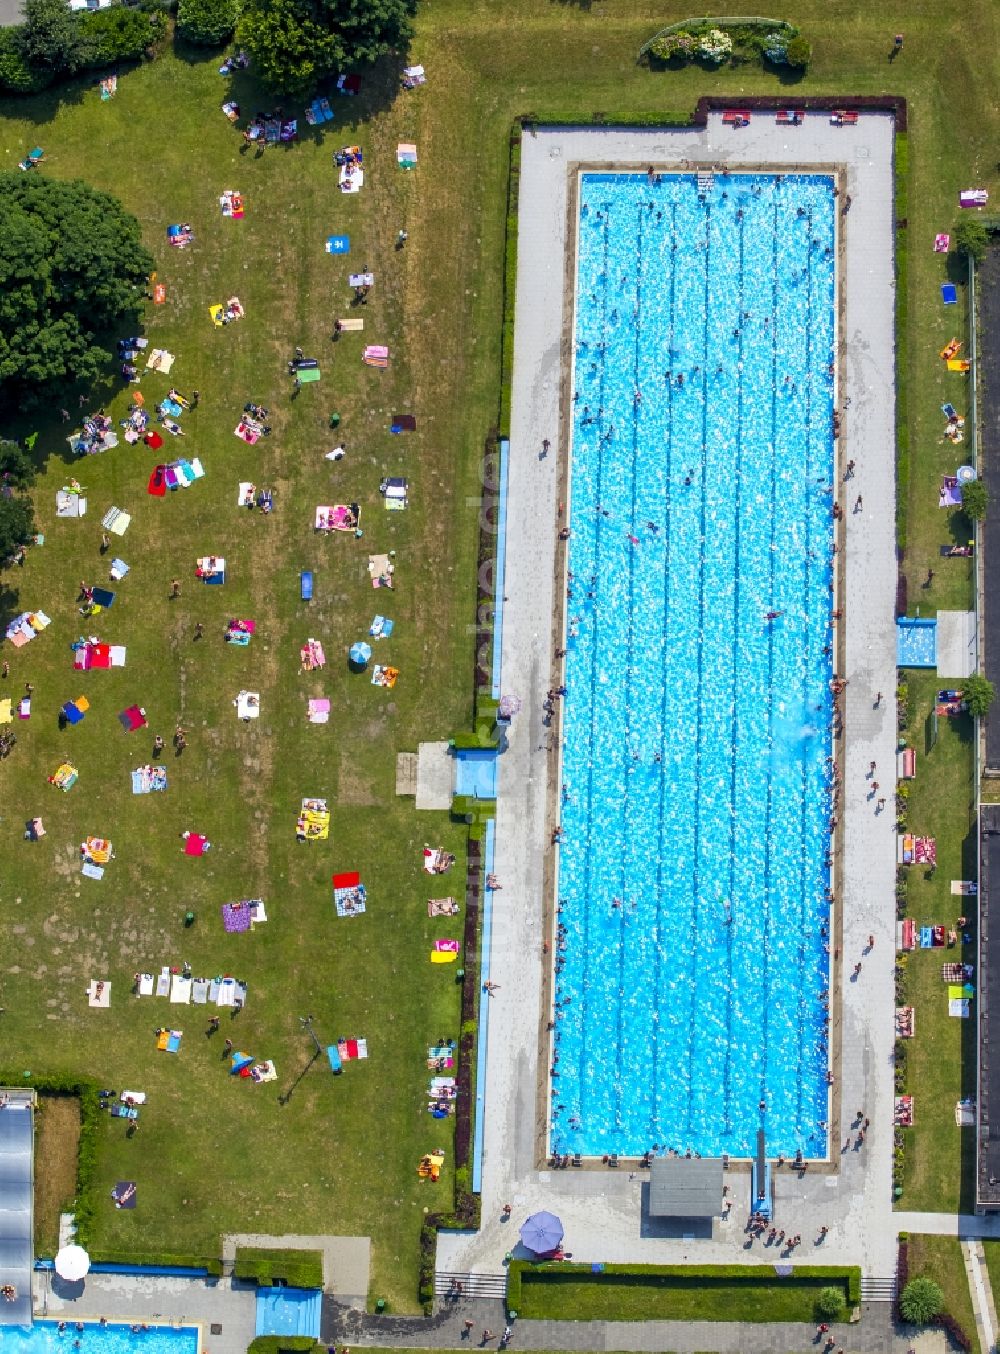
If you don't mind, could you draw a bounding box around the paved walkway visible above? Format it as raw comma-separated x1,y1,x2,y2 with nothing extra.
35,1272,256,1354
897,1211,1000,1238
324,1296,948,1353
962,1238,998,1353
443,113,899,1281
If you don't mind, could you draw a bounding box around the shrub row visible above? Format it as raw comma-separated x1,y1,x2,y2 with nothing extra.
894,131,910,551
89,1251,224,1275
247,1340,320,1354
0,6,166,95
506,1260,861,1314
498,130,521,439
642,20,809,71
233,1247,324,1290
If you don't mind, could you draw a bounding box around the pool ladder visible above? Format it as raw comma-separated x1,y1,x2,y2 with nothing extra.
697,170,714,194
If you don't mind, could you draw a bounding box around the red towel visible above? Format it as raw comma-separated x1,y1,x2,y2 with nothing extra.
148,465,166,496
184,834,208,856
145,431,164,450
332,871,361,889
91,644,111,669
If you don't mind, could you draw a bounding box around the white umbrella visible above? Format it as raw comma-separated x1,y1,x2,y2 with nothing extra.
54,1245,90,1281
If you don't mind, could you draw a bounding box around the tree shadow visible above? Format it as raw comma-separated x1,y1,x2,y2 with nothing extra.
0,578,21,632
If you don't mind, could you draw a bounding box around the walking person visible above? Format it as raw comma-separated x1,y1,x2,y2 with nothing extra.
854,493,863,512
170,578,181,599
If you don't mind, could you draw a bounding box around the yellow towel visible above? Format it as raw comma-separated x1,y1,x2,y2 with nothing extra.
0,698,11,724
430,951,457,964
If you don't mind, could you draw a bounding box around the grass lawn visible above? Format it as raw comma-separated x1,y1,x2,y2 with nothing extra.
906,1234,978,1347
34,1092,82,1258
896,672,977,1210
0,0,997,1311
512,1268,854,1322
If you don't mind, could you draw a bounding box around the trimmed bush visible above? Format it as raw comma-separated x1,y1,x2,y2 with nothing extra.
815,1285,846,1319
784,34,811,67
177,0,240,46
961,478,988,521
0,27,52,91
964,673,995,718
248,1340,319,1354
640,16,803,71
900,1276,944,1324
233,1247,324,1290
955,216,989,263
79,6,157,66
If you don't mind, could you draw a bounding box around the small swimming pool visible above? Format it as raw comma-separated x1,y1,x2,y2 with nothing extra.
0,1324,198,1354
551,171,836,1160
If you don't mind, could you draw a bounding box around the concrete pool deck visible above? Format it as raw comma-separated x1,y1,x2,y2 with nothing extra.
439,114,899,1282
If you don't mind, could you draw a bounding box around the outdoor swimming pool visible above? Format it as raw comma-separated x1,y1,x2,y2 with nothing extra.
0,1325,197,1354
551,171,836,1160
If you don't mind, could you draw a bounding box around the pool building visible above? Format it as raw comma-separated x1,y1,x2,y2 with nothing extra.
551,171,837,1161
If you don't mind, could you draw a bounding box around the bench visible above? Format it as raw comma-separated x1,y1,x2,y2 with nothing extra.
722,109,751,126
830,110,858,126
776,109,803,125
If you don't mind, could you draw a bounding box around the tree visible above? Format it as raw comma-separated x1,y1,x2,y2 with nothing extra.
964,673,996,718
319,0,416,65
960,478,988,521
815,1286,845,1320
785,35,811,68
899,1276,944,1325
0,439,36,491
16,0,85,75
955,216,990,264
177,0,241,46
239,0,416,95
0,174,154,409
238,0,339,97
0,495,34,567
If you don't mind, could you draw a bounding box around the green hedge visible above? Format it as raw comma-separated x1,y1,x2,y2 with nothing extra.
247,1340,320,1354
506,1261,861,1320
894,131,909,551
498,130,520,438
90,1250,223,1275
233,1247,324,1290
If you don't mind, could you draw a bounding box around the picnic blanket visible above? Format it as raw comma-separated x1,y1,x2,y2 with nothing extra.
363,344,389,367
192,978,210,1004
401,65,426,88
952,880,978,895
156,1029,183,1053
145,349,175,374
339,164,364,193
132,765,167,794
397,142,417,168
170,974,192,1004
196,555,225,583
5,611,50,647
297,798,330,841
307,698,330,724
305,97,334,125
87,980,111,1008
315,504,359,532
56,489,88,518
939,476,962,508
423,847,455,874
118,705,147,733
336,1037,368,1060
102,506,131,535
301,638,325,670
136,973,154,997
234,690,260,720
226,618,254,645
222,901,253,933
183,832,210,856
220,190,244,218
333,871,366,917
250,1060,277,1083
428,898,460,916
369,615,394,639
74,642,126,670
368,554,394,588
372,665,399,688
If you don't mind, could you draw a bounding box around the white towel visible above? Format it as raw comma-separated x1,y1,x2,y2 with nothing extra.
170,974,192,1004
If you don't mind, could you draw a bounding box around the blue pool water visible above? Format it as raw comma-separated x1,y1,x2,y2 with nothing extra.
0,1325,197,1354
896,617,937,668
551,172,836,1160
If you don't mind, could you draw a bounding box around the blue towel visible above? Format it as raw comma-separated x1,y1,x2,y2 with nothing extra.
92,588,115,608
63,702,85,725
919,926,934,948
942,283,958,305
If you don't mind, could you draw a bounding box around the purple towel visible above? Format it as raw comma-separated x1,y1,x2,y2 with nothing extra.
222,901,252,933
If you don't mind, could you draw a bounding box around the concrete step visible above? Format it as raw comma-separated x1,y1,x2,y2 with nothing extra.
436,1271,508,1299
860,1276,898,1301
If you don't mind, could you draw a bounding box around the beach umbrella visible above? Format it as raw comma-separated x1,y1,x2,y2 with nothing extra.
519,1211,564,1254
349,641,372,667
55,1245,90,1281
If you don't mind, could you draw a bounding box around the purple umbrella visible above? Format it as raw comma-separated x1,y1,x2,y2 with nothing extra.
519,1210,564,1254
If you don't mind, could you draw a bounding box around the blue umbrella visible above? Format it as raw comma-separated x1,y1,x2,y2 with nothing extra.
519,1211,564,1254
349,641,372,667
